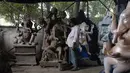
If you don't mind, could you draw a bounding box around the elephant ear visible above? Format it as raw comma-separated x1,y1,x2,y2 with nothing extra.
120,9,130,29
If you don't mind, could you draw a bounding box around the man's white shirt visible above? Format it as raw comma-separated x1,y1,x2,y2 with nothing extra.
66,25,80,48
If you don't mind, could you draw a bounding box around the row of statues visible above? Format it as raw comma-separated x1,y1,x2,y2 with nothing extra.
11,6,100,71
39,8,101,70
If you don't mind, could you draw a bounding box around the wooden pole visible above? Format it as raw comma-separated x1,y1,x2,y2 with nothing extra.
87,1,89,18
45,2,51,13
41,2,43,18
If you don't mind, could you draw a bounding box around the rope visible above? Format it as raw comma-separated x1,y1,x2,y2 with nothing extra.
63,2,75,11
99,0,111,11
104,0,114,16
108,0,113,8
99,0,115,15
44,2,75,12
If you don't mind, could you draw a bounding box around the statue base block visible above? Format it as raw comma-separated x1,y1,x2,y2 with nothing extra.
40,60,68,71
40,60,59,68
13,44,37,66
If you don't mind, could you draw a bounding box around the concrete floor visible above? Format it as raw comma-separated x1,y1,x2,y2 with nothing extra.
12,66,103,73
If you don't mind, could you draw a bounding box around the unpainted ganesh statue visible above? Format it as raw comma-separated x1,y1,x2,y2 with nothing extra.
103,2,130,73
14,19,36,45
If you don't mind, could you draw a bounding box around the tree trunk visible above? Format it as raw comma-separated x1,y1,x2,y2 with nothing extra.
73,2,80,17
10,12,15,24
45,2,51,13
9,5,15,24
81,2,86,11
24,4,31,20
18,14,20,24
86,1,89,18
17,14,20,31
41,2,43,18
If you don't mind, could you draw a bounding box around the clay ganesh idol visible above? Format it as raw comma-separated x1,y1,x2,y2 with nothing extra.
103,2,130,73
14,19,36,45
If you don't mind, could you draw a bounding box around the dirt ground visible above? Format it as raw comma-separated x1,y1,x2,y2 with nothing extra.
12,66,103,73
12,56,104,73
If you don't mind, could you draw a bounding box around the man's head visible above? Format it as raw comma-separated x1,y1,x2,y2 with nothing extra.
69,18,78,27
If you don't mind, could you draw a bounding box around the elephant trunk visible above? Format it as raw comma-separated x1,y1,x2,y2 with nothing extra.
112,10,129,44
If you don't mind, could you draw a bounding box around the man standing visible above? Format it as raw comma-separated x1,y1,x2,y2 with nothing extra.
66,18,80,71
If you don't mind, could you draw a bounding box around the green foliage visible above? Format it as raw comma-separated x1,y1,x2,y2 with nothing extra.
88,0,115,24
0,1,115,25
50,2,75,17
50,1,115,24
0,2,40,24
51,2,74,11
